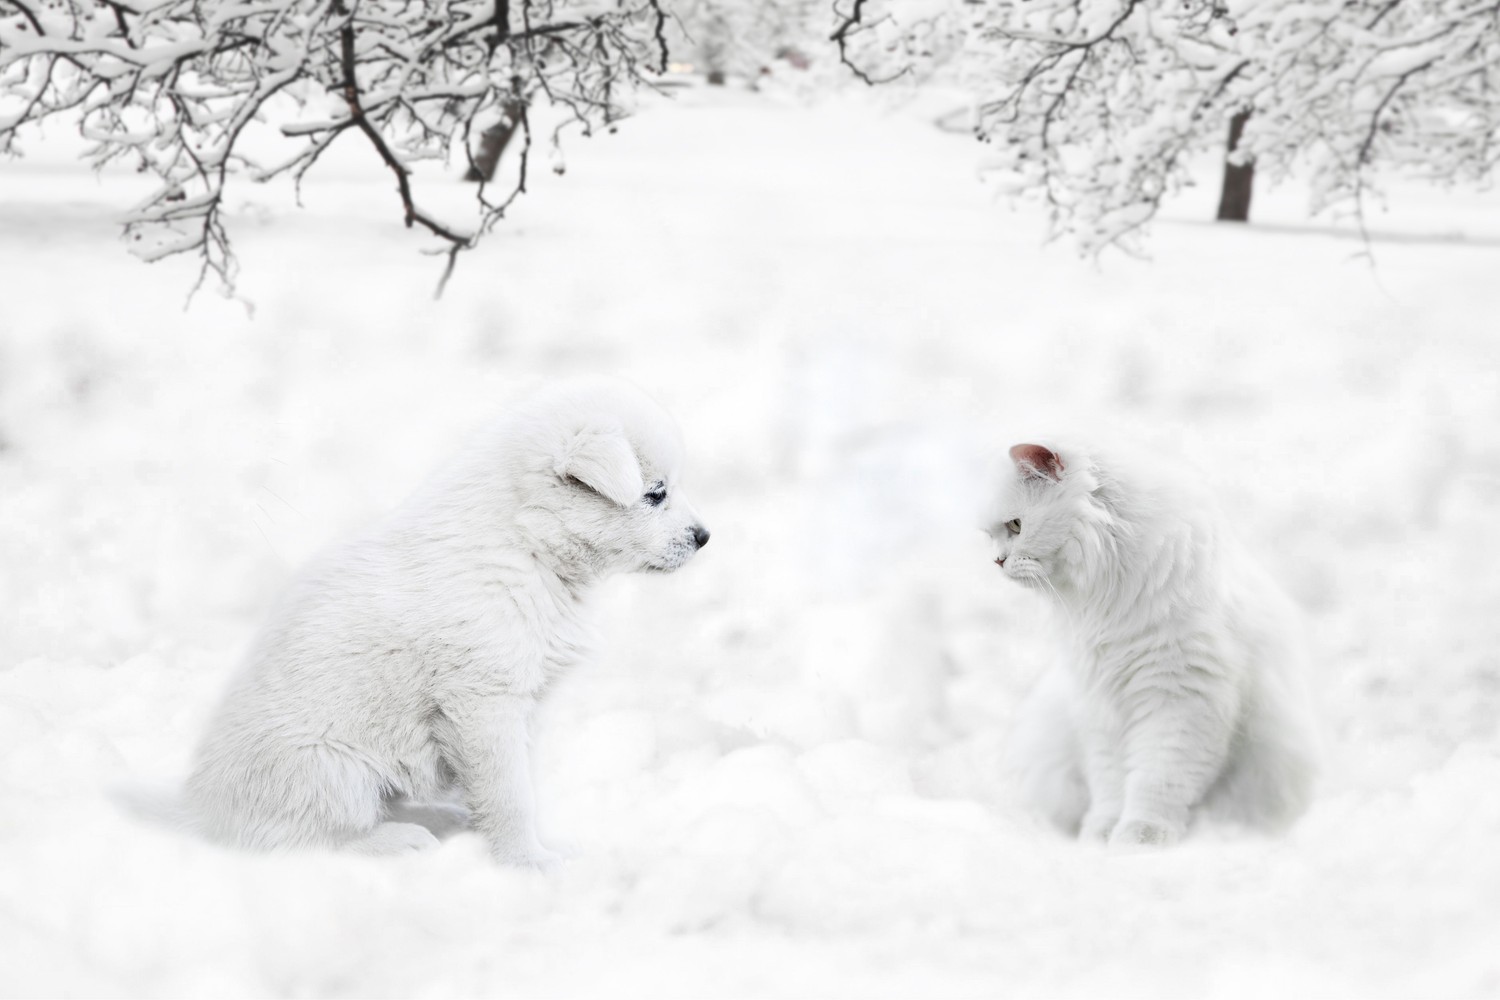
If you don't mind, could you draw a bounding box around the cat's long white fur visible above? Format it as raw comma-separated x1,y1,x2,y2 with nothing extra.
991,442,1319,845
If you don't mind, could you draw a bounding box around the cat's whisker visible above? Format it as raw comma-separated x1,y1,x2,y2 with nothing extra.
1039,574,1063,602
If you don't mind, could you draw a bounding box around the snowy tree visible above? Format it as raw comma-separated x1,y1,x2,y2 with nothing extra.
833,0,1500,253
665,0,828,88
1244,0,1500,234
0,0,672,294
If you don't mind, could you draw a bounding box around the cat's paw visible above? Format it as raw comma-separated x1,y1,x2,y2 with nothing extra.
1108,818,1182,849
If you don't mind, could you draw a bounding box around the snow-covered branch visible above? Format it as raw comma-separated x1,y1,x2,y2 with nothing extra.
0,0,674,296
834,0,1500,252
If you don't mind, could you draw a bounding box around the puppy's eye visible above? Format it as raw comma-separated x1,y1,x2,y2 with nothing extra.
1006,518,1022,535
644,485,667,507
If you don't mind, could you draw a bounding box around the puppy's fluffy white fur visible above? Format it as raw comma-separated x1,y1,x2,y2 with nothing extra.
183,377,708,864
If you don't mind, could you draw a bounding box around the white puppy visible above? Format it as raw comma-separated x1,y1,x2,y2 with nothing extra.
182,378,709,865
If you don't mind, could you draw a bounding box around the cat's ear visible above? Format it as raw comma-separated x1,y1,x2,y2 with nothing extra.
1010,443,1065,482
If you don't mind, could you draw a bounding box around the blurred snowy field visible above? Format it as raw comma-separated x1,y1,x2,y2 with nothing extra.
1,85,1498,997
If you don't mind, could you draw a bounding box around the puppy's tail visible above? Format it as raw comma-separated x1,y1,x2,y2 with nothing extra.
112,781,195,834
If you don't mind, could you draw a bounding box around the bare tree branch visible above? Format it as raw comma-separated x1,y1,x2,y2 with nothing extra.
0,0,676,299
830,0,908,86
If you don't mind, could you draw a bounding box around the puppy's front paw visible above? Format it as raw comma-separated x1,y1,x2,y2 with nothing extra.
386,800,472,838
1079,807,1121,842
543,834,582,861
414,802,472,837
492,842,565,872
348,822,442,856
1108,818,1181,848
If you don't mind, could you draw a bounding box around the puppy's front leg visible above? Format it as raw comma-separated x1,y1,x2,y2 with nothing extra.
446,694,560,869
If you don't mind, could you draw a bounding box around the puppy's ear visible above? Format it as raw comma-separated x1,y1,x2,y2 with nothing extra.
556,420,644,507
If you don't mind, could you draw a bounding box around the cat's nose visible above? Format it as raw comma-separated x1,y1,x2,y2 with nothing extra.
995,557,1006,568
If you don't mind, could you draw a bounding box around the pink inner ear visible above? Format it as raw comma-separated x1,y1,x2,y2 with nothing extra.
1009,443,1065,481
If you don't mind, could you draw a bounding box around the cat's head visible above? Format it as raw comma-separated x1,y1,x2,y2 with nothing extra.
985,442,1119,596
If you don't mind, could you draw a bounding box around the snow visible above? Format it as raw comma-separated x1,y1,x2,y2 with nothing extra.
2,84,1498,997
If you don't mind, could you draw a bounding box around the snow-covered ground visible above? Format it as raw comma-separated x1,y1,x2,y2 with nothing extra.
2,84,1498,997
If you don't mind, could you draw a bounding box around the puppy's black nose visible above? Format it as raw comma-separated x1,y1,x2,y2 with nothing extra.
692,525,710,550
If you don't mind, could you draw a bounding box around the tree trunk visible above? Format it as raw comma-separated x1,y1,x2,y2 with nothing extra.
464,98,527,183
1216,110,1255,223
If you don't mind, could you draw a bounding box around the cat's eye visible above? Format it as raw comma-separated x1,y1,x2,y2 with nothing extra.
644,484,668,507
1005,518,1022,535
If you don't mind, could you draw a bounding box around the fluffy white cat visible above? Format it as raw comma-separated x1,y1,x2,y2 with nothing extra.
989,441,1319,846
